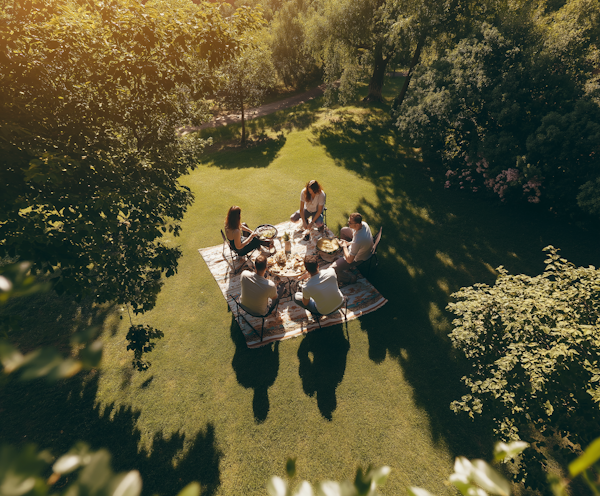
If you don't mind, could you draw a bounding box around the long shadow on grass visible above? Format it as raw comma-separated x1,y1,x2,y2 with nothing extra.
297,326,350,421
204,134,287,170
230,318,280,423
0,292,222,496
312,111,600,458
0,374,221,496
196,98,323,148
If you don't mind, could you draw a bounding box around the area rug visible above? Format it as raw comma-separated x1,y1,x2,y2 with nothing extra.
199,221,387,348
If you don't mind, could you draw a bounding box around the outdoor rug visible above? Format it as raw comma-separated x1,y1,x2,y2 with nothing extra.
199,220,388,348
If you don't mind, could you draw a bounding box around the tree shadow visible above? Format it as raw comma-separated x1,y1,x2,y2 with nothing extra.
229,317,280,423
297,326,350,421
196,97,324,147
0,291,222,495
311,110,600,457
203,134,287,170
0,373,222,496
0,289,120,355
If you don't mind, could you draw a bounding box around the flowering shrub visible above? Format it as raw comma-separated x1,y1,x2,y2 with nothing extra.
394,17,600,215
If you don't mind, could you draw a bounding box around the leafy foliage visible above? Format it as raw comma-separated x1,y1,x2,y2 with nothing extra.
267,459,390,496
394,4,600,215
0,0,263,313
0,262,102,381
0,441,201,496
267,439,600,496
447,246,600,489
269,0,317,88
217,38,277,143
578,176,600,217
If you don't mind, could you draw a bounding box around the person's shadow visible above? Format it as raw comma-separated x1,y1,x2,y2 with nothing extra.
297,326,350,420
230,319,280,423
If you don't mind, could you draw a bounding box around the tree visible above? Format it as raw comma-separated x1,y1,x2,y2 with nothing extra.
0,0,263,316
217,39,277,144
303,0,398,103
393,5,600,214
269,0,318,89
447,246,600,491
303,0,462,104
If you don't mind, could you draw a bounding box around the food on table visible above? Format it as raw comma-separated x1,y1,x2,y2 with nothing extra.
316,237,340,254
274,251,287,266
267,252,305,276
255,225,277,240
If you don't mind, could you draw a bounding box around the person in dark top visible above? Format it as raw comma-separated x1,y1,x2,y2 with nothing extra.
224,205,270,256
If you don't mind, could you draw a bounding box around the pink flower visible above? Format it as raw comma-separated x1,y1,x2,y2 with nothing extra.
505,168,520,182
444,181,451,188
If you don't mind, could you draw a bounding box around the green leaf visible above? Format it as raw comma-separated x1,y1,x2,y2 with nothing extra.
569,437,600,476
292,481,314,496
493,441,529,462
53,454,82,474
317,481,342,496
267,476,288,496
176,482,201,496
470,460,511,496
112,470,142,496
408,487,436,496
286,458,297,479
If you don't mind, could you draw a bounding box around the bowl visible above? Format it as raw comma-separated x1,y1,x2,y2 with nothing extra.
255,224,278,240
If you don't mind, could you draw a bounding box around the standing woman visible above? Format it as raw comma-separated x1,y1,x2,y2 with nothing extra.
290,180,325,230
225,206,270,256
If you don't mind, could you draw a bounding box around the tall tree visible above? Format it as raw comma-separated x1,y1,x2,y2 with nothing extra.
218,39,277,144
0,0,263,313
304,0,458,103
269,0,317,88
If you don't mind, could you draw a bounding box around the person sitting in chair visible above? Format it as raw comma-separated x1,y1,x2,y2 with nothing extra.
294,254,343,315
240,255,285,316
290,180,326,230
332,212,373,284
225,205,271,256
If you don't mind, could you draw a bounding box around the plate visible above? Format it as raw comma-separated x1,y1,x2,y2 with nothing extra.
255,224,278,240
316,237,340,254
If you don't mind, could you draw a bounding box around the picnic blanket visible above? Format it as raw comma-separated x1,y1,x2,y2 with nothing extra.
199,221,387,348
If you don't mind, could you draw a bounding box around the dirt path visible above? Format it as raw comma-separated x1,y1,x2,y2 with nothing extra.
181,83,328,133
180,73,405,133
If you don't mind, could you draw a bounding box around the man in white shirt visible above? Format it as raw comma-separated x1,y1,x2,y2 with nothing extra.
240,255,284,315
294,254,344,314
332,212,373,284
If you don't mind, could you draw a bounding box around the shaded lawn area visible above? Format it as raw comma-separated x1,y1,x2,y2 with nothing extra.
1,77,599,496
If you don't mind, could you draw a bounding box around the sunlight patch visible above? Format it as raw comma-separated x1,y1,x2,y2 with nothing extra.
435,251,455,268
428,302,451,333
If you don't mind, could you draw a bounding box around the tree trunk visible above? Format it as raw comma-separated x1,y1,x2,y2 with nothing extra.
364,41,389,103
240,101,246,144
392,33,426,112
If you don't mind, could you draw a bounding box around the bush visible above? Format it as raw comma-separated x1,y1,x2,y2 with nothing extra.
447,246,600,490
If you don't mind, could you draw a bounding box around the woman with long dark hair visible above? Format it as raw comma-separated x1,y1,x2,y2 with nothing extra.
224,206,270,256
290,180,325,230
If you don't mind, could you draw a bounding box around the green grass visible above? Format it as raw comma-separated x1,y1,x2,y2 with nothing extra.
2,76,599,496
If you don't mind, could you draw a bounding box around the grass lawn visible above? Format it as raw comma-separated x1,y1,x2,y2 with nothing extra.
1,77,599,496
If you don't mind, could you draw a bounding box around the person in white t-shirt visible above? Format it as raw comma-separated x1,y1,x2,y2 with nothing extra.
294,254,344,315
332,212,373,284
290,180,326,230
240,255,284,315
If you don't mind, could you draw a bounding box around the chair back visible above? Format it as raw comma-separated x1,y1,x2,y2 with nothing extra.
236,294,279,318
221,229,228,244
371,227,382,255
